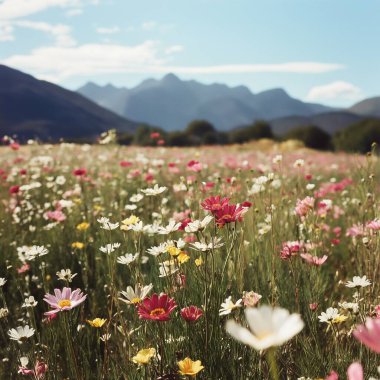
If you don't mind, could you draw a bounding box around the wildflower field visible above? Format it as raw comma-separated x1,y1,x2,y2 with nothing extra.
0,141,379,380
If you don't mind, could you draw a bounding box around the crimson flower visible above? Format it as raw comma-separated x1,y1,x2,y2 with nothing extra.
137,293,177,322
201,195,230,213
73,168,87,177
180,306,203,323
214,203,247,226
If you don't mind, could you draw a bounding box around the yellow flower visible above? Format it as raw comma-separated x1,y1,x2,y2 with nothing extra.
121,215,140,230
76,222,90,231
166,245,181,256
178,357,204,377
86,318,107,328
73,198,82,205
132,348,156,365
177,252,190,264
72,242,84,249
332,315,348,324
94,204,104,212
195,257,203,266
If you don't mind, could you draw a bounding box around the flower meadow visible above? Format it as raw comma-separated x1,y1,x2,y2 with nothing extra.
0,141,379,379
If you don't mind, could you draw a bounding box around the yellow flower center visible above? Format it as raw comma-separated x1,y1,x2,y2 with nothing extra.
150,307,166,316
58,299,72,308
131,297,141,304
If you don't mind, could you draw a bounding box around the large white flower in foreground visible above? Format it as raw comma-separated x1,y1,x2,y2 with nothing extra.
225,305,304,350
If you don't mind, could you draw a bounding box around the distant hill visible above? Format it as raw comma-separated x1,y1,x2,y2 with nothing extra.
77,73,334,131
349,97,380,118
0,65,138,141
269,111,366,136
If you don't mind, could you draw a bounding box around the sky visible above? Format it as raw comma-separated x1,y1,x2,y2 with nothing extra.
0,0,379,107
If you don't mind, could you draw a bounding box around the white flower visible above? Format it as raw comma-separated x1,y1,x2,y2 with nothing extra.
17,246,48,262
8,325,35,343
338,302,359,313
56,269,77,283
146,243,168,257
293,159,305,168
219,296,243,316
191,237,224,251
225,305,304,350
100,334,111,342
22,296,38,308
158,220,181,234
346,275,371,288
117,253,139,265
141,184,167,196
119,283,153,304
129,221,144,232
272,155,283,164
184,215,213,233
129,193,144,203
99,243,121,254
0,278,6,287
318,307,339,323
306,184,315,190
0,308,9,318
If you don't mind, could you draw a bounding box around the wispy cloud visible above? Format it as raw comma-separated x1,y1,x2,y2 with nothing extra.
0,23,14,41
0,0,81,21
14,21,76,47
96,26,120,35
141,21,157,31
307,81,362,102
1,40,344,83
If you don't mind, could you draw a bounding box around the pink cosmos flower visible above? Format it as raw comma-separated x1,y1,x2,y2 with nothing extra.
43,287,87,316
201,195,230,213
44,210,66,222
137,293,177,322
180,306,203,322
187,160,202,172
346,224,366,237
325,370,339,380
353,318,380,353
375,305,380,319
214,203,247,227
367,219,380,231
300,253,328,266
347,362,363,380
295,196,315,217
280,241,302,260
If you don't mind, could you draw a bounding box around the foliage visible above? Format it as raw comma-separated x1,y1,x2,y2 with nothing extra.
284,125,332,150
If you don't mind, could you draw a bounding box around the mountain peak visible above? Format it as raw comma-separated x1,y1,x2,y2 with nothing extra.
162,73,180,83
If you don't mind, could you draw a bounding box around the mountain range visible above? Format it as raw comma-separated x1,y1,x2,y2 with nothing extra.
0,64,138,141
1,63,380,141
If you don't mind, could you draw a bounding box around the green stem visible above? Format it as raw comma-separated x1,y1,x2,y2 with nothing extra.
267,348,279,380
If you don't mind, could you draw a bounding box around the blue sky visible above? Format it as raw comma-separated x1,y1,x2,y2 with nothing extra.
0,0,378,106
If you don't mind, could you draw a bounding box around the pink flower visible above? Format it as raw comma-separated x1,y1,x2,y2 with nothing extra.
187,160,202,172
280,241,302,260
300,253,328,266
242,291,262,307
44,210,66,222
295,196,315,217
17,264,30,274
43,287,87,316
346,224,366,237
201,195,230,213
325,370,339,380
137,293,177,322
367,219,380,231
73,168,87,177
353,318,380,353
309,303,318,311
347,362,363,380
375,305,380,318
19,360,48,379
180,306,203,322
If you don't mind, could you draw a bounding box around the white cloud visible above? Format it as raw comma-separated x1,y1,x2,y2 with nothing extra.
2,41,164,82
1,40,344,83
0,23,14,41
14,21,76,47
141,21,157,31
0,0,81,21
96,26,120,35
66,8,83,16
306,81,362,102
165,45,184,55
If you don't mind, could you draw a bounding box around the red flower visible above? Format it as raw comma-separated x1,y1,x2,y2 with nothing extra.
120,161,132,167
178,218,192,231
73,168,87,177
214,203,247,226
137,293,177,322
180,306,203,323
151,132,160,139
201,195,230,213
9,185,20,194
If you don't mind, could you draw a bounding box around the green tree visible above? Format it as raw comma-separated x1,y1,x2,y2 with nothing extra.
229,120,273,144
284,125,331,150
